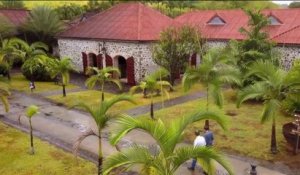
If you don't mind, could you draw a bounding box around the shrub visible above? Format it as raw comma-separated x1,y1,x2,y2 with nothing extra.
21,57,52,81
282,94,300,115
0,63,9,76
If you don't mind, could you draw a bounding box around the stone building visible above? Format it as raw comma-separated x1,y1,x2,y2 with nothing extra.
57,3,300,85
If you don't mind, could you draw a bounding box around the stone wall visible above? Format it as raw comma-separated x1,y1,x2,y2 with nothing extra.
58,39,158,82
275,46,300,70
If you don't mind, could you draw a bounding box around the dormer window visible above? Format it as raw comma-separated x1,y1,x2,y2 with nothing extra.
268,15,282,25
207,15,226,25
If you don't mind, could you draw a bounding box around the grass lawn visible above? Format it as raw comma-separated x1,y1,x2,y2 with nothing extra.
138,89,299,169
10,74,78,94
0,122,96,175
24,1,88,9
47,83,204,113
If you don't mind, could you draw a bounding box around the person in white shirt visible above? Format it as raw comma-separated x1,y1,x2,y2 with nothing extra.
188,130,206,171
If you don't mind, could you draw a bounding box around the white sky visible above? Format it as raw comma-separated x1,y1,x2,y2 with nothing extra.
272,1,293,5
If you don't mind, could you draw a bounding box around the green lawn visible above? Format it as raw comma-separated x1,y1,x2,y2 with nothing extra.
24,1,88,9
138,89,297,164
10,74,78,94
0,122,96,175
47,83,204,113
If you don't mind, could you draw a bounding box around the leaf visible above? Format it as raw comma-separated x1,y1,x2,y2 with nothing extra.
26,105,39,118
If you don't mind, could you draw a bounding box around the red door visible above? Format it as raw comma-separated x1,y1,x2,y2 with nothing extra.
191,53,197,67
82,52,88,73
105,55,113,67
126,57,135,85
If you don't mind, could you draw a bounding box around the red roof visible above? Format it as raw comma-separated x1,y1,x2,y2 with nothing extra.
0,9,29,27
175,8,300,44
58,2,174,41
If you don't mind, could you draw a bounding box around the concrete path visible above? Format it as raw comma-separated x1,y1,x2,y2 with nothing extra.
36,87,85,96
0,92,291,175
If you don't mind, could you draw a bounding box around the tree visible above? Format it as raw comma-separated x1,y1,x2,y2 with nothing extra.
104,110,233,175
0,15,17,39
22,6,65,45
0,0,24,9
183,48,241,129
153,25,203,86
48,57,76,97
72,95,135,175
289,2,300,8
0,82,10,112
20,105,39,155
236,60,300,154
130,68,171,119
84,0,115,12
85,66,122,102
55,3,85,20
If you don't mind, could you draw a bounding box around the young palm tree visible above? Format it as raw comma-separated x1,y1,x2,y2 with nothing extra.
0,82,10,112
105,110,233,175
183,48,241,129
85,66,122,102
24,105,39,155
130,68,172,119
236,60,300,154
48,57,75,97
72,95,135,175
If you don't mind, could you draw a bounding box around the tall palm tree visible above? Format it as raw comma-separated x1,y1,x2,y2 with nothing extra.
72,95,135,175
85,66,122,102
104,110,233,175
48,57,76,97
24,105,39,155
183,48,241,129
130,68,172,119
0,38,25,80
236,60,300,154
22,6,65,45
0,82,10,112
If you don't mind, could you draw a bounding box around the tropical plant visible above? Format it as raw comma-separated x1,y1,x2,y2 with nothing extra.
183,48,241,129
55,3,85,20
0,82,10,112
153,25,203,86
21,55,52,81
48,57,76,97
104,110,233,175
72,95,135,175
236,60,300,154
19,105,39,155
22,6,65,45
0,0,24,9
130,68,172,119
0,15,17,39
85,66,122,101
0,38,25,80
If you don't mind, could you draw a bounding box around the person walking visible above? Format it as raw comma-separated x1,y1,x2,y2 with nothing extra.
204,126,214,147
188,130,206,171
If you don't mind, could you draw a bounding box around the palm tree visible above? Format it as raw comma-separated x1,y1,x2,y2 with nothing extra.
22,6,65,45
130,68,172,119
236,60,300,154
85,66,122,102
0,82,10,112
48,57,76,97
24,105,39,155
183,48,241,129
104,110,233,175
0,38,25,80
0,15,17,39
72,95,135,175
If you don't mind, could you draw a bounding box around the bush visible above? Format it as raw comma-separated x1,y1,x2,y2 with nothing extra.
282,94,300,115
0,63,9,76
21,57,52,81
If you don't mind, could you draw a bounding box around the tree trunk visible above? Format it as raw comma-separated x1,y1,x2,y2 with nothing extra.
62,84,66,97
29,118,34,155
101,83,104,102
204,86,210,130
7,70,10,80
150,94,154,119
98,130,103,175
270,118,278,154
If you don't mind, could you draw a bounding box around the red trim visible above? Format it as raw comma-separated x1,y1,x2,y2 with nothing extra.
126,57,135,85
191,53,197,67
105,54,113,67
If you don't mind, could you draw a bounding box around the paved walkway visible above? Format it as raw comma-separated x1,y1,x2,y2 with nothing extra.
0,92,292,175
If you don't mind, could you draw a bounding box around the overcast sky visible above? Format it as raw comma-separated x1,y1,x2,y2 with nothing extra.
272,1,293,5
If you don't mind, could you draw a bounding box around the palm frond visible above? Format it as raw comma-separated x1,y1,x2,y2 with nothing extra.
209,83,224,108
25,105,39,118
261,99,280,124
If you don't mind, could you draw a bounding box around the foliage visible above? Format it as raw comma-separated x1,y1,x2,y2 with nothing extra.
55,3,85,20
0,0,24,9
153,25,203,86
21,55,52,81
25,105,39,118
85,66,121,101
236,60,300,153
105,110,232,175
130,68,171,119
0,82,10,112
289,2,300,8
84,0,117,12
23,105,39,154
0,15,17,39
72,95,135,175
22,6,65,45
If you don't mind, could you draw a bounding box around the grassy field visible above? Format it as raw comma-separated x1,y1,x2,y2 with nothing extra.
138,89,299,169
47,83,204,113
10,74,78,94
0,122,96,175
24,1,88,9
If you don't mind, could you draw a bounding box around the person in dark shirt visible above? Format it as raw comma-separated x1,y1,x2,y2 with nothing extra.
204,126,214,147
